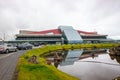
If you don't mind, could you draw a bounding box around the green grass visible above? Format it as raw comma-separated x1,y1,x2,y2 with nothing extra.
18,64,73,80
16,43,119,80
17,55,79,80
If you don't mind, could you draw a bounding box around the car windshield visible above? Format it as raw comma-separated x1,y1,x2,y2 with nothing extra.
7,45,12,47
0,44,4,47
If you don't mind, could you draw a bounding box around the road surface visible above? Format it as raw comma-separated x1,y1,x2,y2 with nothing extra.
0,51,26,80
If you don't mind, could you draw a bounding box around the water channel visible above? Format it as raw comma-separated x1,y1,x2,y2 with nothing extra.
46,49,120,80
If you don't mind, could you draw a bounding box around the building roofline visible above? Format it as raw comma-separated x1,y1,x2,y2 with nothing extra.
19,29,98,35
81,34,107,36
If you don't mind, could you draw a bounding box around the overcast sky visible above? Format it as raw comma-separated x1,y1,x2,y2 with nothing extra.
0,0,120,40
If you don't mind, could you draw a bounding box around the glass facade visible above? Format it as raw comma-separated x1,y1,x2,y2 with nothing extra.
59,26,83,44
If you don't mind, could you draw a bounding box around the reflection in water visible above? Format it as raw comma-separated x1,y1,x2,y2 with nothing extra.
54,61,60,68
53,52,63,68
49,49,120,67
109,45,120,56
109,54,120,64
91,52,95,59
60,49,83,66
57,49,120,80
79,52,99,60
50,49,84,67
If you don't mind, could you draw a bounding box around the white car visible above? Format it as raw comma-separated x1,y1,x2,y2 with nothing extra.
0,43,17,53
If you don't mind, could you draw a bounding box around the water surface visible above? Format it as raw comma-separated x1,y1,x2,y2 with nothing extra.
57,49,120,80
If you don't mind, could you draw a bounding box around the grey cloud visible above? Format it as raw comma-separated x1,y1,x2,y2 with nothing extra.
0,0,120,40
90,0,120,22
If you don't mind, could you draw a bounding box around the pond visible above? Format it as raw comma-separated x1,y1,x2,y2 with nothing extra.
46,49,120,80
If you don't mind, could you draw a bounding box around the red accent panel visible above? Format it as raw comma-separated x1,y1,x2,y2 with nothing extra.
77,30,97,34
29,29,61,34
26,29,97,35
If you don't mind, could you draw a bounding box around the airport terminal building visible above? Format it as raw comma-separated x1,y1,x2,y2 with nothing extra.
15,26,107,44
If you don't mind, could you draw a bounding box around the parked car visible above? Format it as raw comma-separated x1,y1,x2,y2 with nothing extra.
33,42,40,47
0,43,17,53
17,42,33,50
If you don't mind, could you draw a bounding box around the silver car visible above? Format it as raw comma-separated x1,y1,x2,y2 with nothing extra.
0,43,17,53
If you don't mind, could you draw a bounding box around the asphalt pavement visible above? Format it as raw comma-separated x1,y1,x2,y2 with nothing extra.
0,50,26,80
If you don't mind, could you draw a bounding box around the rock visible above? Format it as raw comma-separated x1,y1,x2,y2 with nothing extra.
28,55,38,64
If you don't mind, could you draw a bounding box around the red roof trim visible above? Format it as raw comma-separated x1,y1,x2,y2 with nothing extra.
29,29,61,34
25,29,97,35
77,30,97,34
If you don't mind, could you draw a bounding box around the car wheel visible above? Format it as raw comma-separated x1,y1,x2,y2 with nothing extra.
15,49,17,52
25,47,28,50
6,49,9,54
